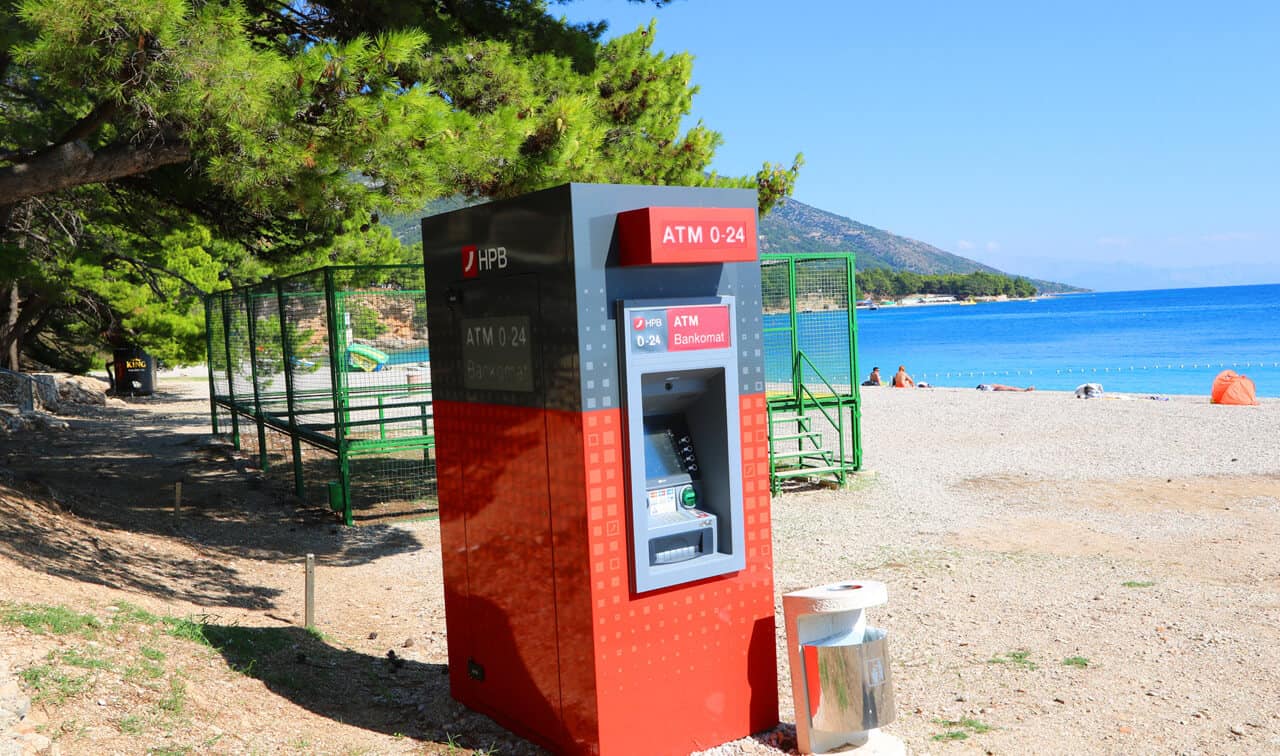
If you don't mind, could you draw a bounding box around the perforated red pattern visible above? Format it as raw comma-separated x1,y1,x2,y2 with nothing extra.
585,394,776,755
434,396,776,755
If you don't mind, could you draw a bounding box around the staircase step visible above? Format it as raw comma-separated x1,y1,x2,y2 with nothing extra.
769,414,813,425
773,450,835,461
772,464,847,479
771,432,823,442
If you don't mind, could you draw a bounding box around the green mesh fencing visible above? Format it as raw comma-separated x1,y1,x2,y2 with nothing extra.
761,253,863,490
206,265,434,525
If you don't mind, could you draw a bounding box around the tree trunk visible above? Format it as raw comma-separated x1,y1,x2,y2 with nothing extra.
4,280,18,371
0,139,191,205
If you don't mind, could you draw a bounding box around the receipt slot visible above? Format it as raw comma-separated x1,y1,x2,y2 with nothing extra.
422,184,776,755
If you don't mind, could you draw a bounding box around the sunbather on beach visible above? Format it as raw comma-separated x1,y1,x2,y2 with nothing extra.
862,366,884,386
893,365,914,388
976,383,1034,392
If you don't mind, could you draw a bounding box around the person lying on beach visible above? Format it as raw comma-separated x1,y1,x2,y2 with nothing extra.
862,367,884,386
893,366,914,388
976,383,1034,392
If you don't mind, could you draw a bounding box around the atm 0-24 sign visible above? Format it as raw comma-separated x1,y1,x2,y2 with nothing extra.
617,207,757,265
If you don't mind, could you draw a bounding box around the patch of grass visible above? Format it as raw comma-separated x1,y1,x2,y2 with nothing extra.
158,676,187,715
1062,656,1090,668
1122,580,1155,588
58,648,113,671
935,717,993,733
20,663,90,704
119,714,148,735
124,660,166,683
988,649,1037,670
109,602,162,628
140,646,166,662
2,603,101,637
931,716,994,742
161,617,214,646
147,747,192,756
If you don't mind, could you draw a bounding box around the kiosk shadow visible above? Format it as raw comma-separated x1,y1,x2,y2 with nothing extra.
198,621,548,754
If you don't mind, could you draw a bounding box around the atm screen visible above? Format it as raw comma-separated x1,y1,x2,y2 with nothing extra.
642,415,693,480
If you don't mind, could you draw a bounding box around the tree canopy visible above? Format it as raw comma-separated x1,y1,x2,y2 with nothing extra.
1,0,801,370
856,268,1038,300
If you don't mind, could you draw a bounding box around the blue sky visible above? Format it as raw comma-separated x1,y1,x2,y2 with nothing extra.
559,1,1279,291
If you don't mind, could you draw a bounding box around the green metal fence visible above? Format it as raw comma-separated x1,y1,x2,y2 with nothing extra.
207,256,863,521
205,265,435,525
762,253,863,490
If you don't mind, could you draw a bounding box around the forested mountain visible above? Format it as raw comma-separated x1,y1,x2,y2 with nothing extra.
759,197,1081,293
397,195,1081,293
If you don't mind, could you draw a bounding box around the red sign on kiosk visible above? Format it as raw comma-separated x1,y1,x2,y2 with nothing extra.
668,305,732,351
617,206,758,265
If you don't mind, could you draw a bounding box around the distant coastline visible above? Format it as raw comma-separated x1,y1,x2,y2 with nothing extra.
856,293,1050,310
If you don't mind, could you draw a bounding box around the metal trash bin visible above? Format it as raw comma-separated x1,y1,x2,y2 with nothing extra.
803,626,895,733
784,580,903,755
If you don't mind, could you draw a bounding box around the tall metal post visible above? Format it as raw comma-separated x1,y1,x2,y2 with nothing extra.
245,289,269,470
323,268,353,525
221,295,241,449
276,280,305,497
845,254,863,470
204,297,219,436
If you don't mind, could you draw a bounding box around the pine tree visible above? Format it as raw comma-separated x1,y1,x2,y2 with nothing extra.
0,0,801,368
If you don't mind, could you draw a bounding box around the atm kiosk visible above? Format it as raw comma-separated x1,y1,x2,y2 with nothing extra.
422,184,776,755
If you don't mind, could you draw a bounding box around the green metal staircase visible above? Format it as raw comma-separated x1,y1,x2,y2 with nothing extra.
767,352,857,491
761,252,863,493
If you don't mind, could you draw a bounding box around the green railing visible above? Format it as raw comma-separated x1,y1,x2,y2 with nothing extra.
205,265,436,525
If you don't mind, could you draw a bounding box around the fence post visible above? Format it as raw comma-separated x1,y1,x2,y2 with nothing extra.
204,296,219,436
276,280,306,498
323,268,353,525
245,289,269,471
844,254,863,471
221,295,241,449
304,553,316,628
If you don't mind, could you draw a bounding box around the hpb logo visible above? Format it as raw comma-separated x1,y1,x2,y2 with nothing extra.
462,245,508,278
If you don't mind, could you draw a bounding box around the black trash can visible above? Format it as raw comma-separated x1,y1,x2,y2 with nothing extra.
111,346,157,396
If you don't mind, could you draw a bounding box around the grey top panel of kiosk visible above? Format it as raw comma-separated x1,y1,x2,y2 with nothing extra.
566,184,765,412
421,183,765,412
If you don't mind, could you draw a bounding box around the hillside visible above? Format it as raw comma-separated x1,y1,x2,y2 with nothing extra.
391,194,1082,293
759,197,1080,293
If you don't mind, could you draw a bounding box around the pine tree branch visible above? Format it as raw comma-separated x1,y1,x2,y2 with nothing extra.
0,139,191,205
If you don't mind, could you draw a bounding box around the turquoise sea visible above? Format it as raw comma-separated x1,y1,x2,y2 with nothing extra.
781,283,1280,397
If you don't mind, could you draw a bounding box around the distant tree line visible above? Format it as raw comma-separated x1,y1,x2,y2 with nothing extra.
856,269,1037,299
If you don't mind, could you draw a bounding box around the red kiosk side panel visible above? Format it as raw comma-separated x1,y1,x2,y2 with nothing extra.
433,399,569,747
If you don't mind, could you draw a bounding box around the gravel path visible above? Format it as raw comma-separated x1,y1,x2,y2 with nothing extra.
3,379,1277,754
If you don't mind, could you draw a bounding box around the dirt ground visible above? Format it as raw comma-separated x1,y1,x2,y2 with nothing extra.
2,378,1279,754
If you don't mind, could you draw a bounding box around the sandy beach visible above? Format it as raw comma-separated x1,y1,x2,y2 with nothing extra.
766,386,1280,753
2,380,1278,754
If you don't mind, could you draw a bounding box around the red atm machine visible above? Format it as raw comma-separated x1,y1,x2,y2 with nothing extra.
422,184,776,755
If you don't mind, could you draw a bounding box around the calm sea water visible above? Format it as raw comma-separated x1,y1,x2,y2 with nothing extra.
795,283,1280,397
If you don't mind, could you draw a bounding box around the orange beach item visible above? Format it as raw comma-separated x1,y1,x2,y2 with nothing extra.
1210,370,1258,406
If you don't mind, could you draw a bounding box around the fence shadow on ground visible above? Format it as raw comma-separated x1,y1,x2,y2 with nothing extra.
0,385,427,610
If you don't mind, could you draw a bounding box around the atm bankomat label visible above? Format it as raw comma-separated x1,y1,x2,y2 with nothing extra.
628,304,732,354
461,315,533,391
